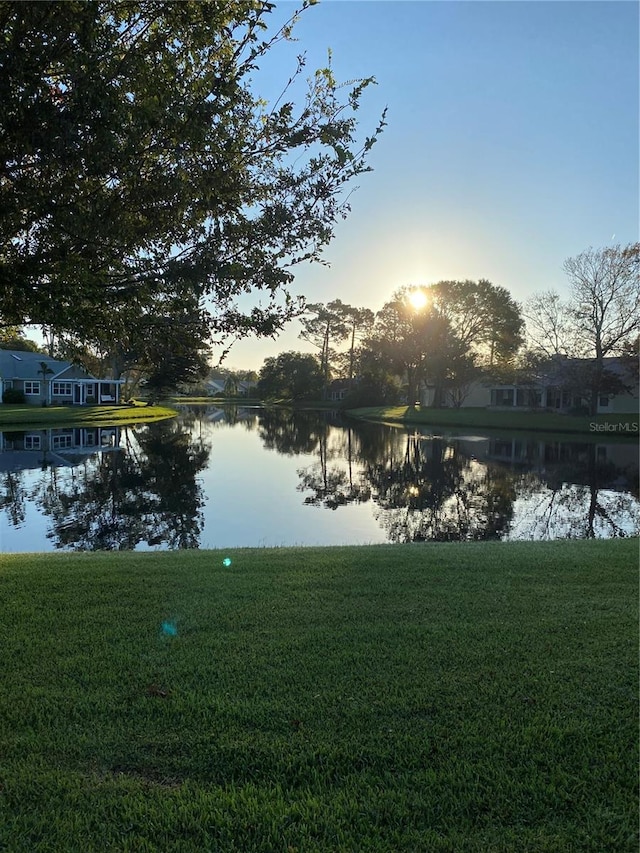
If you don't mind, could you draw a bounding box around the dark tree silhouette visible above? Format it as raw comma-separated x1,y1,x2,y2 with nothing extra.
33,421,210,550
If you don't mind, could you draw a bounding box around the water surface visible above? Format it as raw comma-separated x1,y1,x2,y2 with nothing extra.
1,407,637,551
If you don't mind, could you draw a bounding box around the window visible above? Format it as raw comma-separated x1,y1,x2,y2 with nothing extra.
492,388,514,406
24,434,41,450
52,434,73,450
598,395,610,408
52,382,72,396
24,381,40,395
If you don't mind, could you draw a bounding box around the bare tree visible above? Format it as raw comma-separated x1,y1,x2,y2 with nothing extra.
524,290,575,357
523,244,639,413
564,243,640,362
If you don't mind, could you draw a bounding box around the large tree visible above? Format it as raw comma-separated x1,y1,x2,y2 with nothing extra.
428,279,524,365
298,299,350,394
299,299,374,394
0,1,385,348
526,244,639,363
341,303,375,382
563,243,640,362
523,290,574,357
257,350,323,400
525,243,639,414
368,288,458,406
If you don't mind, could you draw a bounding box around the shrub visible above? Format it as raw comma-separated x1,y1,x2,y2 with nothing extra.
2,387,26,404
340,377,401,409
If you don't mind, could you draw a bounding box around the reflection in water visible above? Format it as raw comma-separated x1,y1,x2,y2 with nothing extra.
365,433,518,542
0,408,638,550
297,424,372,510
1,422,209,550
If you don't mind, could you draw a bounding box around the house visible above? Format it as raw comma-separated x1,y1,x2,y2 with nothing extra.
0,427,121,472
419,356,638,414
206,378,227,396
486,357,638,415
205,377,258,397
327,379,353,402
0,350,123,405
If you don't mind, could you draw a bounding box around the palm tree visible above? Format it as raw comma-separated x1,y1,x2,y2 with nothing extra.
223,373,239,397
38,361,54,404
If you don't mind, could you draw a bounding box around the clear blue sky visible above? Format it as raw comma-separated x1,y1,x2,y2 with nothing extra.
224,0,638,370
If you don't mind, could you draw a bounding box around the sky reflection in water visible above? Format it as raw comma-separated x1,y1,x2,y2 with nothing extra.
1,407,638,552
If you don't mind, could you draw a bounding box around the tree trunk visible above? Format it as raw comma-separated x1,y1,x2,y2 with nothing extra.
348,322,356,383
322,321,331,400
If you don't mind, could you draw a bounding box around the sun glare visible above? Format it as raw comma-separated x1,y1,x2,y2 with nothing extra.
408,289,428,311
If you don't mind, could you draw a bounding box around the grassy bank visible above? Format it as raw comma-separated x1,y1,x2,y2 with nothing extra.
171,397,263,406
0,540,637,852
349,405,639,438
0,402,177,430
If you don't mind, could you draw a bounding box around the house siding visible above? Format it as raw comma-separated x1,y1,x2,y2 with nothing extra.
418,359,638,413
609,394,640,415
0,351,122,405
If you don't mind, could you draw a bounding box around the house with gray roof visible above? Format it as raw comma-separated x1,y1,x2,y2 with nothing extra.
0,350,123,406
419,356,638,414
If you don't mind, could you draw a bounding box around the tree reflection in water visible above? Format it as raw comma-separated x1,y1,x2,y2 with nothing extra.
362,432,517,542
0,409,637,548
296,425,372,510
32,420,210,550
291,417,638,542
506,442,639,540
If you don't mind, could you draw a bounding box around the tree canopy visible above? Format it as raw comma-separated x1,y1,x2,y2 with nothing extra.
524,243,639,414
428,279,524,365
257,350,323,400
363,281,522,406
563,243,639,362
525,244,639,363
367,290,454,405
0,0,385,350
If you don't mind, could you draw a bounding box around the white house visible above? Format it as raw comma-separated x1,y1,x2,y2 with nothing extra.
206,377,258,397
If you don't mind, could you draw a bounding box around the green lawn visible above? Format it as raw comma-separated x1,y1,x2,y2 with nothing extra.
349,406,639,438
0,402,177,430
0,541,637,852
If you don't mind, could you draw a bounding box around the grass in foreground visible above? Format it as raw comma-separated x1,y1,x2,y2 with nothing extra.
0,540,637,852
0,402,177,430
349,406,639,438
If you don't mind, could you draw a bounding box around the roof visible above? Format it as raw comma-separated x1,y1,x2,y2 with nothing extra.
0,349,92,381
486,355,638,390
537,355,637,387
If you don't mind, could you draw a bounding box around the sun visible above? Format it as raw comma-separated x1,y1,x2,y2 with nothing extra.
407,288,428,311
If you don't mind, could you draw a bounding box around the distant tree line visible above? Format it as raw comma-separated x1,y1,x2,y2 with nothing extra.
257,278,524,405
256,242,639,411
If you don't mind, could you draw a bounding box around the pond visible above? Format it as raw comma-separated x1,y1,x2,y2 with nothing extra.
1,406,638,552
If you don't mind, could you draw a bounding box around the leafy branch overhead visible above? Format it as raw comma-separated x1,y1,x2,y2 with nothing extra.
0,0,386,344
